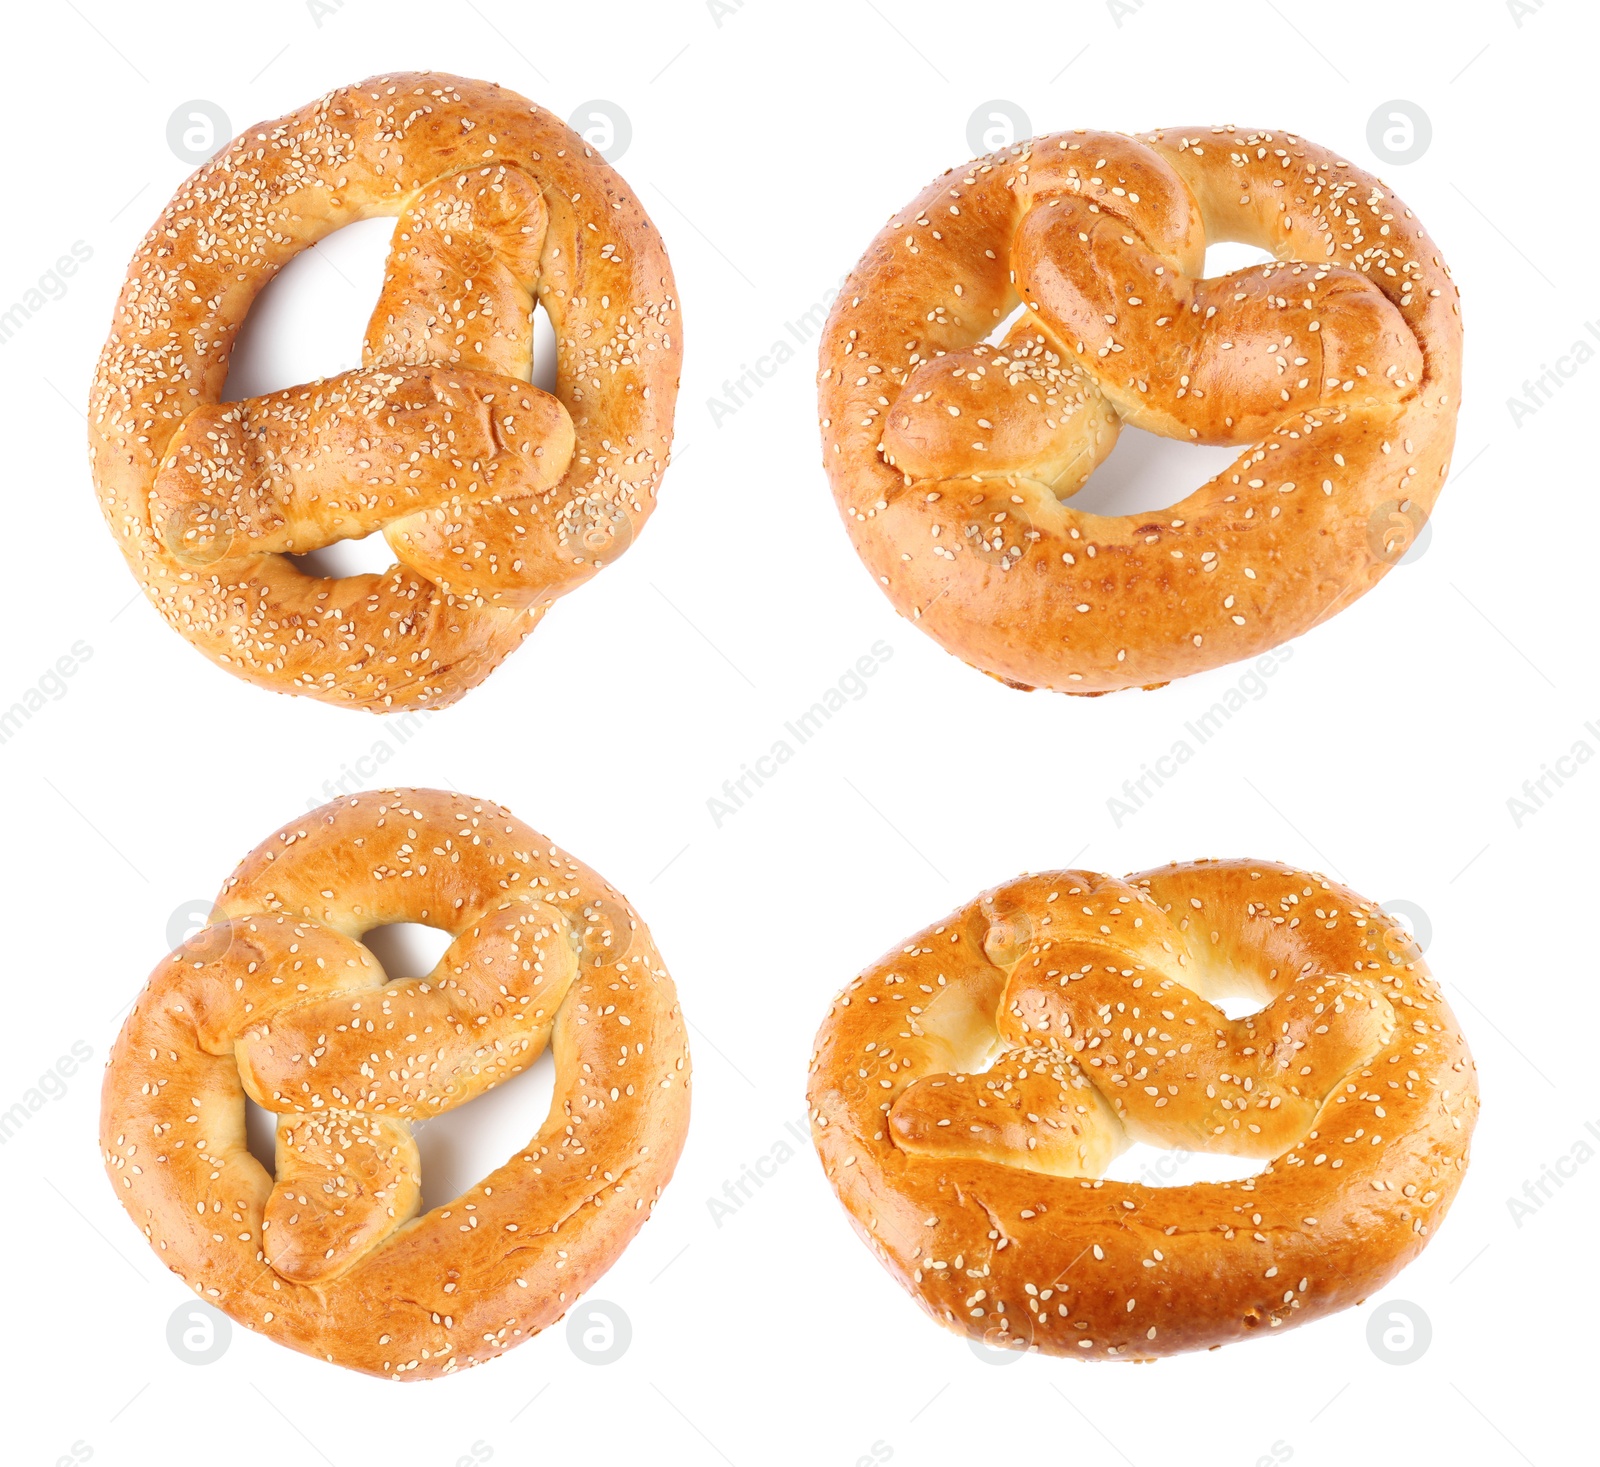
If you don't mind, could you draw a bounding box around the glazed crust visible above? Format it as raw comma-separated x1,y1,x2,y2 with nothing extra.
90,74,681,710
818,126,1462,693
807,860,1476,1359
101,789,691,1379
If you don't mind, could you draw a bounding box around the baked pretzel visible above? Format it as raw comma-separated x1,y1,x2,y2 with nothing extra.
807,860,1476,1358
100,789,691,1379
818,126,1461,692
90,74,680,710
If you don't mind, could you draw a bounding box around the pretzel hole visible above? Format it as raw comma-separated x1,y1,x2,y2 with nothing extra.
531,299,559,396
1201,240,1275,279
983,298,1029,346
413,1047,558,1212
1214,989,1269,1020
360,921,454,982
243,1094,278,1177
1100,1139,1265,1188
222,216,397,402
286,529,399,580
952,266,1273,516
1063,425,1240,516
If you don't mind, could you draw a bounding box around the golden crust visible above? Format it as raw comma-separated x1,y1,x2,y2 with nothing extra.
806,859,1476,1359
90,74,681,710
817,126,1462,693
100,789,691,1379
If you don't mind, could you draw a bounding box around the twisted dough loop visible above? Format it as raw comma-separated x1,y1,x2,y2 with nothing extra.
807,860,1476,1359
819,127,1462,693
90,74,680,710
100,789,691,1379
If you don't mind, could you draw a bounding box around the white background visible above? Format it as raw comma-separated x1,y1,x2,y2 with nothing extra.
2,2,1594,1464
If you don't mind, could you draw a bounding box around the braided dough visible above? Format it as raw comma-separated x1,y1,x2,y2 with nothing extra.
818,126,1461,692
100,789,691,1378
90,74,680,710
807,860,1476,1358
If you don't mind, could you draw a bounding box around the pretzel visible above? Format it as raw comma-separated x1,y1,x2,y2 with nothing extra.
818,126,1461,693
807,859,1476,1358
100,789,691,1379
90,74,680,710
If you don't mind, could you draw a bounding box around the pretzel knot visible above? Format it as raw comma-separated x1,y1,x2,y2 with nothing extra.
100,789,691,1379
90,73,681,710
807,860,1476,1359
819,126,1462,693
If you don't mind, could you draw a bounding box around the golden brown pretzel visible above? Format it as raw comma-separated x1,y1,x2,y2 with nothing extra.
818,126,1461,693
807,860,1476,1358
100,789,691,1379
90,74,681,710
